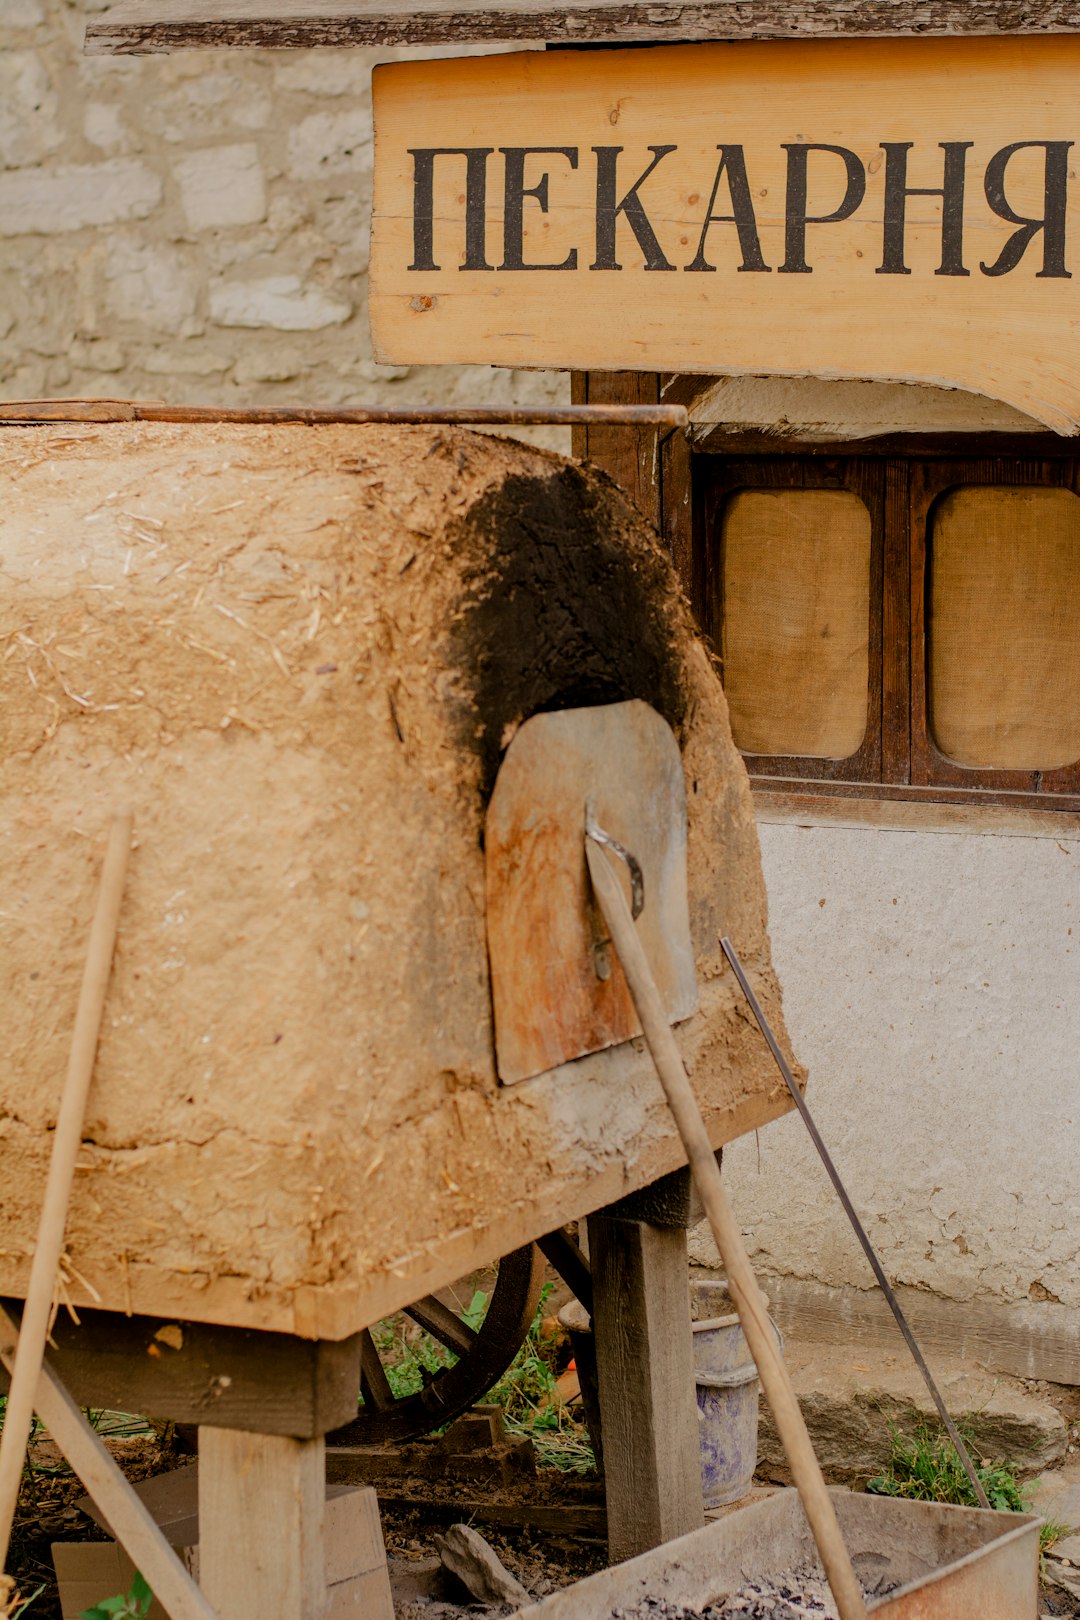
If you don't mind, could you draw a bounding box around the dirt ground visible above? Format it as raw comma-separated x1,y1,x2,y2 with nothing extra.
6,1429,608,1619
7,1428,1079,1618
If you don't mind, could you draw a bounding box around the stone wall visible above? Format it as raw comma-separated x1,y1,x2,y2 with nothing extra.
0,0,567,438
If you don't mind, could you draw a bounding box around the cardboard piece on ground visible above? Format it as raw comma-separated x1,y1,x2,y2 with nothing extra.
57,1467,391,1620
486,701,698,1084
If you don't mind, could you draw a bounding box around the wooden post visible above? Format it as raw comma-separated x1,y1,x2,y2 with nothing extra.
198,1428,327,1620
586,1212,703,1563
572,372,663,530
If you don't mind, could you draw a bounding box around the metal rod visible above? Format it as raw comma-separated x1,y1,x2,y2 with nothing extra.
719,936,992,1512
0,400,689,429
586,830,869,1620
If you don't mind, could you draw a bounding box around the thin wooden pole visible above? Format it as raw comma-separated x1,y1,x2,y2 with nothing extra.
0,812,133,1573
0,400,688,429
585,837,869,1620
0,1306,217,1620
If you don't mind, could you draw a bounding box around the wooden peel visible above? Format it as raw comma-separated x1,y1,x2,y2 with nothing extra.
585,832,869,1620
0,812,133,1575
486,702,697,1084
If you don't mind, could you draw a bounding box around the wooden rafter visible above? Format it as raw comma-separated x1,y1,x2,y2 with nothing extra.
85,0,1080,55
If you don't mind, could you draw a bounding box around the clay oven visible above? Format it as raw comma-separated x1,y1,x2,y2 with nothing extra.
0,420,795,1342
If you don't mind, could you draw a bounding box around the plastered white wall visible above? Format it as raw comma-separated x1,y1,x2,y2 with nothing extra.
714,819,1080,1312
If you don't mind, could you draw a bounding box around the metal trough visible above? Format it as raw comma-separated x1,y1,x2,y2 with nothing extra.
518,1489,1040,1619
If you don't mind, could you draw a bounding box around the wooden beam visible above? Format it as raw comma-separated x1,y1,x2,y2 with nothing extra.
84,0,1080,55
199,1428,327,1620
0,1300,362,1438
587,1213,702,1563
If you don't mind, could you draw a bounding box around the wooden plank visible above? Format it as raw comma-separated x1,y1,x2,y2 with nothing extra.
586,1215,702,1562
198,1428,327,1620
371,39,1080,433
570,371,589,462
752,788,1080,840
881,460,911,784
660,414,693,598
0,1301,363,1438
583,374,661,530
346,1489,608,1538
85,0,1080,55
749,775,1080,814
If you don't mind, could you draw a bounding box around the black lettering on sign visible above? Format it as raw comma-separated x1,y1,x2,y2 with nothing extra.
685,146,770,273
499,148,579,270
779,144,866,274
877,141,972,277
980,141,1072,278
591,145,677,271
408,147,494,272
404,137,1076,283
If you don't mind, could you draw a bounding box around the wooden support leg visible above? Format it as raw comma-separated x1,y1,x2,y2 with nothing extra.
587,1213,703,1563
198,1427,327,1620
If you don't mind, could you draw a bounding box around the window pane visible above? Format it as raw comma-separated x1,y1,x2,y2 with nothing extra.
929,486,1080,770
721,489,871,758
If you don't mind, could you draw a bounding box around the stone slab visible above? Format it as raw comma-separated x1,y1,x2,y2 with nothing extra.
755,1340,1068,1484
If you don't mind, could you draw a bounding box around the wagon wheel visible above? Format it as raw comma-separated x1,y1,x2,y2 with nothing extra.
326,1242,547,1447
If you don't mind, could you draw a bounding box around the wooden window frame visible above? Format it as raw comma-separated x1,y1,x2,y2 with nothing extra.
694,442,1080,814
698,456,885,785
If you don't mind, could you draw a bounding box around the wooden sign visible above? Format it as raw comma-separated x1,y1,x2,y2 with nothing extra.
371,37,1080,431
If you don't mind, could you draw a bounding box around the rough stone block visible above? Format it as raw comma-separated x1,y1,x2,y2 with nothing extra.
234,351,303,384
2,0,46,28
0,159,160,236
756,1341,1069,1484
83,102,126,151
274,57,368,98
209,274,351,331
143,71,261,144
106,239,199,335
69,338,124,372
141,347,229,376
174,142,266,232
1029,1463,1080,1532
0,51,62,169
286,108,373,181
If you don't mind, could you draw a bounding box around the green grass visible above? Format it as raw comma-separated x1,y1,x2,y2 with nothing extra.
868,1421,1028,1512
1038,1517,1071,1558
867,1420,1066,1556
0,1394,154,1494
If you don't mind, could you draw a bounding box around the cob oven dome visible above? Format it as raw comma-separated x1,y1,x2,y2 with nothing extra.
0,423,793,1339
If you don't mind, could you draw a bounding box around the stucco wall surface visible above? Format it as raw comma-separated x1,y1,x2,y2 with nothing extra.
711,819,1080,1312
0,0,565,432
